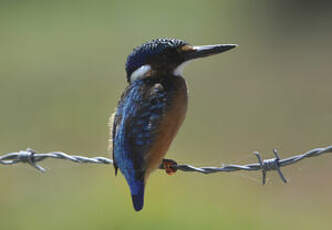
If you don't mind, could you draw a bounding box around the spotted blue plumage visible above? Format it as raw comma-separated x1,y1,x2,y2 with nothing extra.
112,78,167,211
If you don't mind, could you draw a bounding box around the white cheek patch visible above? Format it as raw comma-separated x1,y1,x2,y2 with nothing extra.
173,60,192,76
130,65,152,82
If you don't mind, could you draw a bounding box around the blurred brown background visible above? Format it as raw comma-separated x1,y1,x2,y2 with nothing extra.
1,0,332,229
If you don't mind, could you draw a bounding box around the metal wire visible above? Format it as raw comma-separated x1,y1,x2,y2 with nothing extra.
1,146,331,184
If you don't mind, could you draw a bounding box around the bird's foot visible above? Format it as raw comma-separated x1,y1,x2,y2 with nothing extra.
161,159,178,175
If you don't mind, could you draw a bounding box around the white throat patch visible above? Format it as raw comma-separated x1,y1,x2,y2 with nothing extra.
130,65,152,82
173,60,192,76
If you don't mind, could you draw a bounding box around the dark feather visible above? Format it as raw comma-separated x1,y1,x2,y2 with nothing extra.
112,78,168,181
111,113,122,175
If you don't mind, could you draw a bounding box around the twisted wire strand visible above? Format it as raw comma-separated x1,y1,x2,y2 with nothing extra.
0,146,331,184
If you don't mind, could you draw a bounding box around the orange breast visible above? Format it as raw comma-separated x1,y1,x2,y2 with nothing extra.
144,77,188,179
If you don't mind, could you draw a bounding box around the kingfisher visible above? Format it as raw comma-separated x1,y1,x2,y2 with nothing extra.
109,38,237,211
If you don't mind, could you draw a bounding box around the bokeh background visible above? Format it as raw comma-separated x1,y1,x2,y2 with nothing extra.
1,0,332,229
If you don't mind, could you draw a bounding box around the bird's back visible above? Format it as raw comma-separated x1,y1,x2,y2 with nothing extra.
110,75,187,211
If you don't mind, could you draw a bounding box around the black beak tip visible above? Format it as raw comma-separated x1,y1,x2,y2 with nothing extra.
218,44,238,51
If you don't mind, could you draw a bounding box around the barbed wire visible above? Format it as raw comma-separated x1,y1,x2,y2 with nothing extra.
0,145,331,184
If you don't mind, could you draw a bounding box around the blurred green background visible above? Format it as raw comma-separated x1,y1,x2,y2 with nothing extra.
1,0,332,229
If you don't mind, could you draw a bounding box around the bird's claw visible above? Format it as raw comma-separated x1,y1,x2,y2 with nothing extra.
161,159,178,175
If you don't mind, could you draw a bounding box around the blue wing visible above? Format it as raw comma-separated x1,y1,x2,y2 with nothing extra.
112,79,167,211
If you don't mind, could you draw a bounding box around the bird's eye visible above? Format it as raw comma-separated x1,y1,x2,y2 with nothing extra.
164,47,179,58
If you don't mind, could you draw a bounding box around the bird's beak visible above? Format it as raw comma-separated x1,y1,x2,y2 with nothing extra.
183,44,237,61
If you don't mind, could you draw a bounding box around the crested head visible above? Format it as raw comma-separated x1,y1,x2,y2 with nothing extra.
126,38,189,83
125,38,237,84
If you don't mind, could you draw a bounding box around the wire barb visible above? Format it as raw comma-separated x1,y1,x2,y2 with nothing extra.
254,149,287,184
0,146,331,183
18,148,46,172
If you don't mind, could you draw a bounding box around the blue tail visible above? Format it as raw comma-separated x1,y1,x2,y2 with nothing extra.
129,180,145,211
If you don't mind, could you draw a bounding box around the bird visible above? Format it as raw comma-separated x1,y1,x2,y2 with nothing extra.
109,38,237,211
